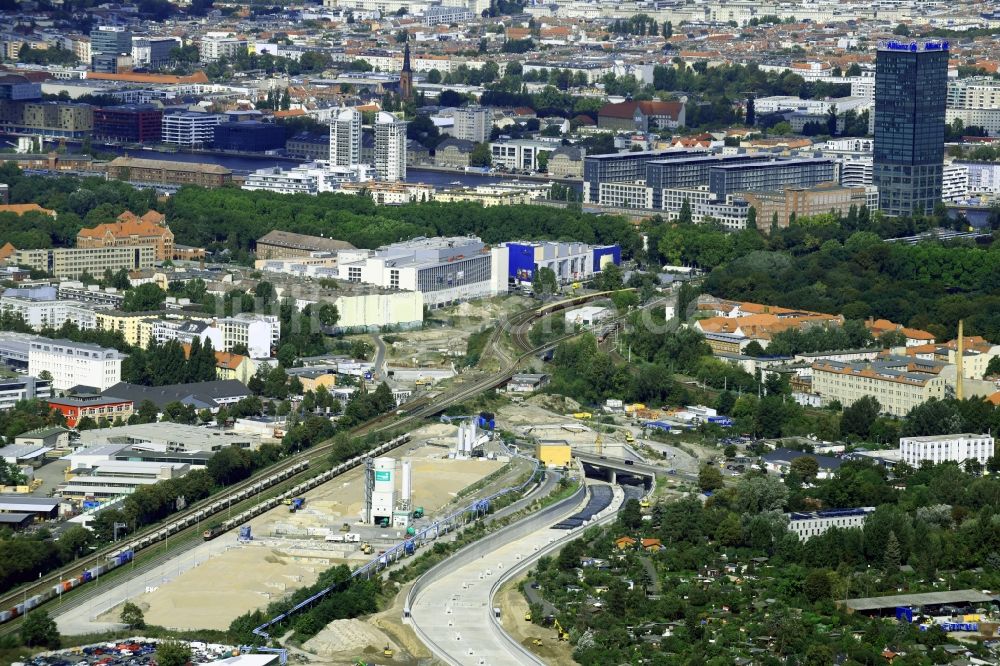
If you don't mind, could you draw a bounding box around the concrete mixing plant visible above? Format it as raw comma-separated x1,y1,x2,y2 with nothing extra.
368,457,395,526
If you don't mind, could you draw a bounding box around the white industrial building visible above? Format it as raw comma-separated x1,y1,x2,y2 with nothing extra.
787,507,874,541
28,339,123,391
331,291,424,331
336,236,509,308
898,433,995,467
329,107,362,167
374,112,407,182
369,456,395,524
565,305,610,326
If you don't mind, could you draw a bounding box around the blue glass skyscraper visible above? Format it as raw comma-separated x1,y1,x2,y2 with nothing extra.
873,40,949,217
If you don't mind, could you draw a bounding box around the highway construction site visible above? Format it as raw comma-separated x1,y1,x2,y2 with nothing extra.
92,421,515,644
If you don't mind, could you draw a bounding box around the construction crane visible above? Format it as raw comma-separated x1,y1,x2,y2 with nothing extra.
595,432,603,456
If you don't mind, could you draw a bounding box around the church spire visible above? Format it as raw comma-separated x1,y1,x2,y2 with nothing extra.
402,41,411,73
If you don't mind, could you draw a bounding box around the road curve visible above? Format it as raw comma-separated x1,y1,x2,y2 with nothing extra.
407,483,624,666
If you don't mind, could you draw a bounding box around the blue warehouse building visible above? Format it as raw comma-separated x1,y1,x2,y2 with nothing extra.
212,121,287,152
503,241,620,286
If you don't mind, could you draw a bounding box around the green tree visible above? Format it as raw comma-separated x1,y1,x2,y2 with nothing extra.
21,610,59,648
469,142,492,167
698,463,724,491
121,283,166,312
790,455,820,482
803,568,833,602
155,640,192,666
840,395,881,440
120,601,146,629
618,498,642,528
136,400,159,424
883,530,902,572
678,198,692,225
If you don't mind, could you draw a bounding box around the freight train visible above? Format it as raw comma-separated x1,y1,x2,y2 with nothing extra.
0,434,411,627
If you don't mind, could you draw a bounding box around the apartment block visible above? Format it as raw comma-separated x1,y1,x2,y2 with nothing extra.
787,508,874,541
0,287,99,331
219,314,280,358
811,355,950,417
452,105,491,144
742,183,869,231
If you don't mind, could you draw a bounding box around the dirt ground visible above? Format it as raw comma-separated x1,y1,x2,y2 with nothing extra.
497,398,635,457
111,424,503,633
297,583,438,666
497,574,577,666
382,296,534,368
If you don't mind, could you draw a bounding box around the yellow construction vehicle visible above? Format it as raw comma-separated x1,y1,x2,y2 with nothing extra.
361,542,374,555
524,611,532,622
532,638,543,647
572,412,592,420
639,499,651,509
382,645,394,658
340,522,350,532
554,619,569,641
625,431,635,443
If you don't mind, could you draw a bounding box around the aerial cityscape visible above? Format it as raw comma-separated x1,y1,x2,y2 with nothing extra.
1,0,1000,665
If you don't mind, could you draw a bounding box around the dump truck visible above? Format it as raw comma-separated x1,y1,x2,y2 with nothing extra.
412,506,425,519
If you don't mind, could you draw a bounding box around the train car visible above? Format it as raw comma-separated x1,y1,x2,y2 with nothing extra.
203,525,225,541
25,595,43,610
0,610,12,622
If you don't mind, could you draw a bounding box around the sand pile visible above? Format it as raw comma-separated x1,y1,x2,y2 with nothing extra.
303,619,400,657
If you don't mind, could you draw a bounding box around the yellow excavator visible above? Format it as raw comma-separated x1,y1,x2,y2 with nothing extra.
524,611,532,622
554,619,569,641
383,645,394,658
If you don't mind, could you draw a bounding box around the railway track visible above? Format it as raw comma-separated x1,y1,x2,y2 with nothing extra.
0,289,631,631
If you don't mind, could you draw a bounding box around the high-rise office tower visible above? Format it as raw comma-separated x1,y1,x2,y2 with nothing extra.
873,40,949,217
329,107,362,167
375,112,407,182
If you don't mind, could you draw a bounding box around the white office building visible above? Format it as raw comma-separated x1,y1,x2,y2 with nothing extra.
0,287,100,331
374,112,407,182
838,157,874,188
452,105,491,144
787,508,874,541
337,236,508,308
490,139,554,172
329,107,362,167
219,314,280,358
899,433,995,467
28,339,123,391
162,111,222,147
148,318,224,351
0,376,52,411
242,162,375,195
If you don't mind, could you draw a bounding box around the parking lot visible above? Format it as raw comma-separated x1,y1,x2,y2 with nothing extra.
14,639,244,666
